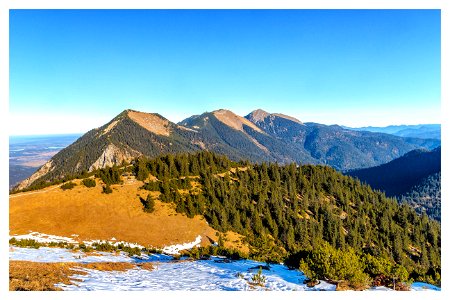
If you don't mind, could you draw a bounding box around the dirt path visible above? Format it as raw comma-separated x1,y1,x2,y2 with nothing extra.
9,185,62,198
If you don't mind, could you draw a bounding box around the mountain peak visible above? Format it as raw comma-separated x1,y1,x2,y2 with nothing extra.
212,109,264,133
246,109,303,125
248,109,270,122
126,110,171,136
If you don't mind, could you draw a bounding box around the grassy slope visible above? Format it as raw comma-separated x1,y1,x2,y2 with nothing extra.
10,177,220,249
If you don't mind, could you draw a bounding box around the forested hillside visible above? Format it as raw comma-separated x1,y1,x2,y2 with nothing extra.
131,151,440,288
401,172,441,221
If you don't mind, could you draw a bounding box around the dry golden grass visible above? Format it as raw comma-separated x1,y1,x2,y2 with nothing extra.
136,262,154,271
222,231,250,254
10,179,217,248
9,261,85,291
80,262,136,272
9,261,154,291
128,110,170,136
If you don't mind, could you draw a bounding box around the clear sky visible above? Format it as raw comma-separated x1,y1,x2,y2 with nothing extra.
9,9,441,135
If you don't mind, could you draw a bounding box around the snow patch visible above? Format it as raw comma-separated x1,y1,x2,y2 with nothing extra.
10,232,146,250
162,235,202,255
10,232,78,244
82,239,145,249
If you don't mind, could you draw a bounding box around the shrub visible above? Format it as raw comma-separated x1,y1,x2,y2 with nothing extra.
92,242,117,252
60,182,76,190
299,241,371,289
140,194,155,213
251,267,267,286
9,238,42,249
102,185,113,194
82,178,96,188
78,243,94,252
142,181,160,191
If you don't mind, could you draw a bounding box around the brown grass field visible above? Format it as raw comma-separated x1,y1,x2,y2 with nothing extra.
10,178,219,248
9,260,154,291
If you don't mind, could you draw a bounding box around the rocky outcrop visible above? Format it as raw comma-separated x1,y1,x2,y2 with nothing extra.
88,144,136,172
15,160,55,190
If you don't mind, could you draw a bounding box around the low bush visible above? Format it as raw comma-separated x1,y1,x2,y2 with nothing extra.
102,185,113,194
60,182,76,190
9,238,42,249
82,178,96,188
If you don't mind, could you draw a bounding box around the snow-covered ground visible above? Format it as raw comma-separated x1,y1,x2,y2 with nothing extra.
9,246,441,291
10,246,334,291
10,232,79,244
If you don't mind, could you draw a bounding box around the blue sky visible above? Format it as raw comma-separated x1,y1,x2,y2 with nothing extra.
9,9,440,135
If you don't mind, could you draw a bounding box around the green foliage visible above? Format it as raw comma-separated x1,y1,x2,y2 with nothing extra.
142,181,160,191
117,243,142,256
91,241,117,252
96,166,123,185
82,178,96,188
9,238,41,249
102,185,113,194
48,241,70,248
251,267,267,286
141,194,156,213
78,243,94,253
363,253,395,278
183,245,248,261
401,172,441,221
135,158,150,181
299,242,371,288
60,181,76,190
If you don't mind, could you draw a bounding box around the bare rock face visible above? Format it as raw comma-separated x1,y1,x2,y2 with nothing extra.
15,160,55,190
89,144,137,172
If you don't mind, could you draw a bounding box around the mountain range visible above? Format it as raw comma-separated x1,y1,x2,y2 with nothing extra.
345,124,441,140
15,109,440,191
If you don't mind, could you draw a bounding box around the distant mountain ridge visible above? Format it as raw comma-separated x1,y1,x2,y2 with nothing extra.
345,124,441,140
346,147,441,220
15,108,441,191
346,147,440,196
